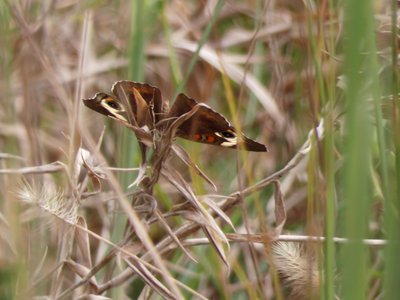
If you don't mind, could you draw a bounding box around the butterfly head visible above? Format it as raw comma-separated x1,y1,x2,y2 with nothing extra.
83,92,128,122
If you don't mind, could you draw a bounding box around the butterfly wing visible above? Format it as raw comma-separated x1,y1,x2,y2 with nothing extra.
168,94,268,152
111,81,163,127
82,92,128,122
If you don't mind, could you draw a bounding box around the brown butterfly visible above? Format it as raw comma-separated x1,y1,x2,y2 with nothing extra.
83,81,268,152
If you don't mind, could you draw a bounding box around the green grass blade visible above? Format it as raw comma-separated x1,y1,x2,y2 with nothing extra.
382,1,400,298
339,0,377,298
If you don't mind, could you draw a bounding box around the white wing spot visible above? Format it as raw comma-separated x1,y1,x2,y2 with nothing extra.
215,132,238,147
100,99,127,122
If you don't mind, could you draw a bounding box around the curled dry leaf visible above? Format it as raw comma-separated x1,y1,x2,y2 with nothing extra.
77,148,105,192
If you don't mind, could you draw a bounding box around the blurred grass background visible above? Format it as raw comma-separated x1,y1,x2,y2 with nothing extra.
0,0,399,299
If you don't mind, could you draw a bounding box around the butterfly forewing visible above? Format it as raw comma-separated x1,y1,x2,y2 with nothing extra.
82,92,128,122
168,94,268,152
169,94,231,132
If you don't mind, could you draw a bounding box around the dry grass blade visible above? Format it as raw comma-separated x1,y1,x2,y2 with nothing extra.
57,252,116,299
154,209,198,263
31,246,49,284
201,196,235,231
0,153,25,161
272,180,286,237
160,163,228,247
171,144,217,191
75,217,93,269
202,224,230,271
160,165,229,244
123,258,176,300
58,221,183,298
149,139,310,268
77,295,111,300
161,164,203,212
0,161,66,174
64,259,99,293
103,184,184,298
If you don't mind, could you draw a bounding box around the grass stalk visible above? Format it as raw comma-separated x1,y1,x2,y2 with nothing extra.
339,0,377,298
382,1,400,298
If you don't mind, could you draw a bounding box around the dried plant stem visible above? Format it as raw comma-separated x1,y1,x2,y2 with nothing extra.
165,234,387,248
227,234,387,247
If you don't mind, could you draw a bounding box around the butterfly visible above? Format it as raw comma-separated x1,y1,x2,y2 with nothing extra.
83,80,268,152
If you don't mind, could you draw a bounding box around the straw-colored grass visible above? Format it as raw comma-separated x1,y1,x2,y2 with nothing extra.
0,0,398,299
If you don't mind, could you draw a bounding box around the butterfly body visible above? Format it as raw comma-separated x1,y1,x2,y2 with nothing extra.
83,81,268,152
